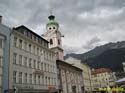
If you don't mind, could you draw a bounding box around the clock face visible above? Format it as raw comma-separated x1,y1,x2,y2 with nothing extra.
47,25,58,31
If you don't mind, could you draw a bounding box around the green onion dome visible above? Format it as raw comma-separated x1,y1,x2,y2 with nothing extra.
46,15,59,27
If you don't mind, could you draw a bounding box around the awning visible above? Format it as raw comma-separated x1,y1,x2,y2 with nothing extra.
116,78,125,83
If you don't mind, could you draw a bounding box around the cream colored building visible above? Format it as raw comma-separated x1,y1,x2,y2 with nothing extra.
65,57,92,93
122,62,125,72
9,25,58,93
91,68,115,90
0,35,4,93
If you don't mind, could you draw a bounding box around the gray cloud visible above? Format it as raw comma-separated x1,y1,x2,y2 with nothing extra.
0,0,125,54
82,36,101,50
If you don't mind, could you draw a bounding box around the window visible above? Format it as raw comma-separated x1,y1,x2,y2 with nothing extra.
34,75,36,84
50,53,51,60
0,56,3,67
29,58,32,68
38,38,41,43
53,66,55,73
49,65,51,72
43,63,45,71
44,42,47,48
28,32,31,39
52,78,54,85
33,60,36,69
41,63,43,71
29,44,31,52
33,46,35,54
34,36,36,41
24,57,27,67
36,37,38,43
40,39,42,44
24,73,27,83
43,51,45,58
24,31,27,36
19,55,22,65
46,64,48,71
38,75,40,85
0,39,3,48
19,39,22,49
45,63,47,71
19,72,22,83
32,35,34,40
47,52,48,59
58,39,60,45
24,42,27,50
37,48,39,55
51,65,53,73
48,77,50,85
48,64,49,72
30,33,32,39
54,78,56,85
41,76,44,85
14,37,17,47
45,77,47,85
37,61,40,69
13,53,17,64
29,74,32,84
46,44,48,48
50,78,51,85
50,39,53,45
13,71,17,83
51,65,52,72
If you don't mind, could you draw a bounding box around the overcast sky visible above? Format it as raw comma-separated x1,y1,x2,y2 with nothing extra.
0,0,125,54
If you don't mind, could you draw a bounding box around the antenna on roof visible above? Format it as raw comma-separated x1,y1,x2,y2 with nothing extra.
50,8,53,15
49,0,53,15
48,1,55,21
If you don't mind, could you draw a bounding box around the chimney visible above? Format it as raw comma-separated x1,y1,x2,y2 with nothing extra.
0,16,2,24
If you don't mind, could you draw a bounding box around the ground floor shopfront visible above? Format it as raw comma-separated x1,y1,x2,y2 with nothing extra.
5,89,59,93
4,85,59,93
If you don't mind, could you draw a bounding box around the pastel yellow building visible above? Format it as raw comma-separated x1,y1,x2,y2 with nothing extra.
91,68,115,91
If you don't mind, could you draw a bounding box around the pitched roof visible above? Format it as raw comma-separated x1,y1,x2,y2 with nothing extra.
14,25,49,43
92,68,112,75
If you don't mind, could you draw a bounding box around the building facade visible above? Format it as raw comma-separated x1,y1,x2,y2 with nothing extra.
0,34,4,93
80,63,92,93
0,14,63,93
8,25,58,93
43,15,64,61
91,68,115,91
56,60,84,93
122,62,125,72
65,57,92,93
0,17,11,93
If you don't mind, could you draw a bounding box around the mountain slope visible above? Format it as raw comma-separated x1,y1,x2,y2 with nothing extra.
65,41,125,72
86,48,125,72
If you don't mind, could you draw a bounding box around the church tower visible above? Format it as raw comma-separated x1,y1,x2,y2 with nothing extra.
43,15,64,60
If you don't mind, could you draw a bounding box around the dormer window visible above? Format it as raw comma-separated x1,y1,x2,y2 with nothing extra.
50,39,53,45
28,32,31,39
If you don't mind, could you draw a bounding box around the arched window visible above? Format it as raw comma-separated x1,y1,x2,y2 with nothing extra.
58,39,60,45
50,39,53,45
